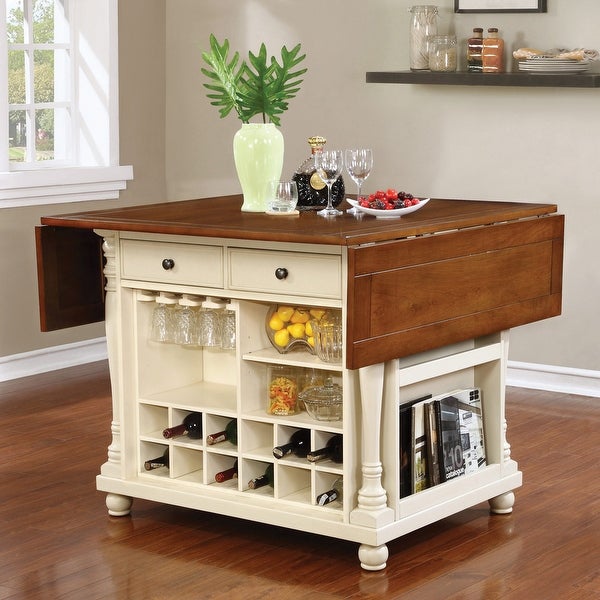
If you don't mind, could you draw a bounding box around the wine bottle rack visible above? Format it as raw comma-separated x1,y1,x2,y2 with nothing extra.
134,290,346,511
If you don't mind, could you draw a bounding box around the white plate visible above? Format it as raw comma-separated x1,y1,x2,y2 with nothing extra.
519,59,591,73
347,197,430,219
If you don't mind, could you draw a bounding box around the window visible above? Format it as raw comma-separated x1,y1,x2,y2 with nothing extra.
1,0,132,208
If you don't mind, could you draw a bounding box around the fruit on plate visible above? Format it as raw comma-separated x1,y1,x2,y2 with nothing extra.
267,304,334,353
358,189,420,211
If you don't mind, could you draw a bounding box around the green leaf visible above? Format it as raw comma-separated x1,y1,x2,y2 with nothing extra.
200,35,307,125
200,34,247,121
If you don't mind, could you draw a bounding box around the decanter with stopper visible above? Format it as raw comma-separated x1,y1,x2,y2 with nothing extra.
292,136,345,211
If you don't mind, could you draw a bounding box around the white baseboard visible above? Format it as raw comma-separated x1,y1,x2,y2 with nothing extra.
0,337,108,382
1,340,599,399
507,360,600,398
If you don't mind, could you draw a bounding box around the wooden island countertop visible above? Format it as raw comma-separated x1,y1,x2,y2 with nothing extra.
39,194,563,368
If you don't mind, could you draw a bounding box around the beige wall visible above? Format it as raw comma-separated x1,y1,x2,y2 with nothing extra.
2,0,598,376
0,0,166,358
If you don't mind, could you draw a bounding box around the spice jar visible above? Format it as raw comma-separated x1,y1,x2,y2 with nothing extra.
482,27,505,73
408,5,438,70
467,28,484,72
429,35,457,72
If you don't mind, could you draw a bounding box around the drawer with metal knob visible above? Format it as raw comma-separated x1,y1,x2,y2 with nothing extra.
228,248,342,299
121,239,224,287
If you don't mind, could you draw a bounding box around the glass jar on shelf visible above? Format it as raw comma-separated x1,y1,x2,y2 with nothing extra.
267,365,300,416
429,35,457,72
408,5,438,71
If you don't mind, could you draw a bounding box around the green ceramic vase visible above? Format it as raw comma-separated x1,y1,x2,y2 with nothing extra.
233,123,284,212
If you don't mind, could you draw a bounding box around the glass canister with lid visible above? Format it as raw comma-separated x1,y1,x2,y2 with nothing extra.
429,35,457,72
408,5,438,70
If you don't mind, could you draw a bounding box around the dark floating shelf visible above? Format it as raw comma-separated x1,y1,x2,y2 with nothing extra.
366,70,600,88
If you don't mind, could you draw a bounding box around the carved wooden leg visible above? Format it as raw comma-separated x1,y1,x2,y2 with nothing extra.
97,232,124,479
350,363,395,529
358,543,389,571
106,493,133,517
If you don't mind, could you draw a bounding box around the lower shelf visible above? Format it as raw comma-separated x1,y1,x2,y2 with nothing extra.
97,462,521,547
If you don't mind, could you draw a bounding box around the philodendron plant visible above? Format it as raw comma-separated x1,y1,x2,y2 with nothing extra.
200,34,307,126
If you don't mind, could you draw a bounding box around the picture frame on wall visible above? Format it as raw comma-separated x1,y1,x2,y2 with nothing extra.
455,0,547,12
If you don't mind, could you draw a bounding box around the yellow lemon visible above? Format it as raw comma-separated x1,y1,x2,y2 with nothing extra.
268,314,284,331
273,328,290,347
290,309,310,324
309,308,326,320
305,320,313,337
287,323,306,339
277,306,294,322
306,336,315,348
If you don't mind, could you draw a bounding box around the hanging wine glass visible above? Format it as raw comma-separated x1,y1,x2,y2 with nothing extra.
345,148,373,214
315,149,344,217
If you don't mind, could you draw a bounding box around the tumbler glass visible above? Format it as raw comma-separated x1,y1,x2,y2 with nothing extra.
220,306,237,349
150,292,179,343
197,297,226,347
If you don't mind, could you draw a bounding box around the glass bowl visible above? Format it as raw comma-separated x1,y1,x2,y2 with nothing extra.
300,378,343,422
265,305,328,354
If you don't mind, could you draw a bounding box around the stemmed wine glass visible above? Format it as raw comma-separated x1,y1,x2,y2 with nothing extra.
315,149,344,217
345,148,373,214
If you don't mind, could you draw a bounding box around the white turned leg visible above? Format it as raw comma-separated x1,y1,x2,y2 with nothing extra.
358,543,388,571
97,232,124,479
350,363,395,529
489,490,515,514
106,493,133,517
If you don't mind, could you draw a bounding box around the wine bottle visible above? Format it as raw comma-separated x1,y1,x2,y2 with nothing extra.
215,459,238,483
273,429,310,459
206,419,237,445
248,463,274,489
316,477,343,506
144,448,169,471
292,136,345,211
162,412,203,439
306,434,343,463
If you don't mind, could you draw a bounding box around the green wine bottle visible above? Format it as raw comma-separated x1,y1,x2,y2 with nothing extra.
206,419,237,445
248,463,274,489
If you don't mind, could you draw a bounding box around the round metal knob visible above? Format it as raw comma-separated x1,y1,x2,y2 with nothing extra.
161,258,175,270
275,267,288,280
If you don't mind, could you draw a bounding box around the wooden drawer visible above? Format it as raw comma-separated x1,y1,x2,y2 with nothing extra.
121,239,224,287
228,248,342,299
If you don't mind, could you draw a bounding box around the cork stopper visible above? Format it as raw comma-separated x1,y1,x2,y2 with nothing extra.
308,136,326,151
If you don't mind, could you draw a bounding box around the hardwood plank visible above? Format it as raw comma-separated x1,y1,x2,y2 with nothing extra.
0,363,597,599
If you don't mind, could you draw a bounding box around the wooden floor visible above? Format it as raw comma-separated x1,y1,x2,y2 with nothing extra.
0,361,598,600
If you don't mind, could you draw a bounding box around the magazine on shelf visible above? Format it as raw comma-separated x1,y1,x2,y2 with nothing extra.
425,402,441,487
411,398,430,494
399,394,432,498
435,388,486,483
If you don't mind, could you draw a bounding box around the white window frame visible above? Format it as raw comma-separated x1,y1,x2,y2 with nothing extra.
0,0,132,208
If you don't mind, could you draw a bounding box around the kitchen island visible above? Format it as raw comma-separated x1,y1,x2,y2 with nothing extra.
37,195,563,569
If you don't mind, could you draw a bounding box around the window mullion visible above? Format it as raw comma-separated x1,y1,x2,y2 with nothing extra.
0,1,9,169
